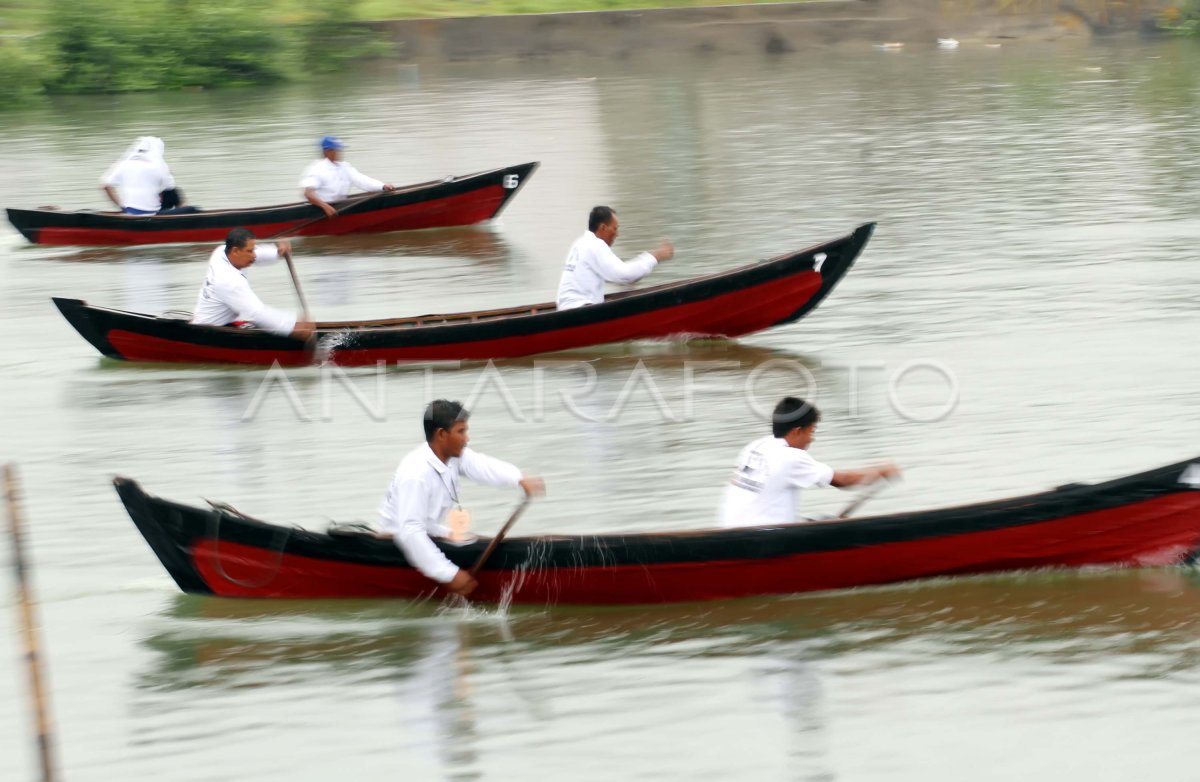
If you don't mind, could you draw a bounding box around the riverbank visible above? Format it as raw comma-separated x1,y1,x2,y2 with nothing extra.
0,0,391,106
368,0,1176,63
0,0,1182,107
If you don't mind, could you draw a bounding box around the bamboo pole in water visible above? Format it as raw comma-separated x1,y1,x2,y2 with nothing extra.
5,464,58,782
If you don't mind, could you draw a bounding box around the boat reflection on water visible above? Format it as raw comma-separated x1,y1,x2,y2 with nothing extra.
60,341,817,393
31,244,200,266
485,340,813,370
63,339,820,387
142,568,1200,686
131,569,1200,777
29,225,511,266
294,226,512,265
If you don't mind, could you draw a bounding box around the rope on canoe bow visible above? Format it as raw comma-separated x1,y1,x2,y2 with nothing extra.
203,506,294,590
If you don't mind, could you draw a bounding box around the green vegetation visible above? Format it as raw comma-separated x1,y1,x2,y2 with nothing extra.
352,0,780,21
1161,1,1200,34
0,40,46,107
0,0,393,104
0,0,784,104
43,0,291,94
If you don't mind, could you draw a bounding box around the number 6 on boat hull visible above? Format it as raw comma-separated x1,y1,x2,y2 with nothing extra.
8,162,538,246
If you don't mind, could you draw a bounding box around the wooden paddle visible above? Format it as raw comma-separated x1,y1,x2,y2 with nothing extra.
468,495,533,578
836,476,894,520
281,248,311,322
280,248,322,353
267,190,380,241
268,173,460,241
4,464,59,782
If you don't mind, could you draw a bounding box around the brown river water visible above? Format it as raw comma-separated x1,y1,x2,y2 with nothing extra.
1,38,1199,780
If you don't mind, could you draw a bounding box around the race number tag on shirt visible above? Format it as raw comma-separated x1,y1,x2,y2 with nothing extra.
447,507,473,541
730,449,768,493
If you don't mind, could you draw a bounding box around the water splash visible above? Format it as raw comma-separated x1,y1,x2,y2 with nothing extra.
314,330,356,365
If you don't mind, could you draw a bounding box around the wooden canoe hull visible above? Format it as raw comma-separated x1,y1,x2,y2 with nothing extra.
114,457,1200,605
54,223,874,366
8,162,537,246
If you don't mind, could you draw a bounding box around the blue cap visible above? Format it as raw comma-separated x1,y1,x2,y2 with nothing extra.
320,135,344,151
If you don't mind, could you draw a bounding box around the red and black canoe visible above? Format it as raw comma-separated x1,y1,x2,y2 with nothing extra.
7,162,537,246
114,458,1200,605
53,222,874,366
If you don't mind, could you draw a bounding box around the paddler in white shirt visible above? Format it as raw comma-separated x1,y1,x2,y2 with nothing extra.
379,399,546,597
300,135,395,219
190,227,315,340
555,205,675,310
719,397,901,528
100,136,177,215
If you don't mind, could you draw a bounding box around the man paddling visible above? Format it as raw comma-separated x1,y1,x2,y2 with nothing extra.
555,206,674,310
301,135,395,219
379,400,545,597
190,227,315,340
100,136,178,214
719,397,901,527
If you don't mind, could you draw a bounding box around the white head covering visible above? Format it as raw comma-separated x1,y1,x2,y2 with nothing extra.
100,136,174,200
126,136,165,165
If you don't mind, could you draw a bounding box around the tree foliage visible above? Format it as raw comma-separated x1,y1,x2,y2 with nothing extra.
1160,1,1200,34
42,0,289,93
0,0,394,104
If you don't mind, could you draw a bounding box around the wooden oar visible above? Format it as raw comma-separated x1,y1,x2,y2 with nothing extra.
4,464,59,782
268,173,457,241
280,249,311,322
267,188,392,241
468,495,533,578
836,477,893,520
280,248,323,354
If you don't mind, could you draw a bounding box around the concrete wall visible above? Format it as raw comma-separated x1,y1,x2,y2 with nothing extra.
369,0,1175,63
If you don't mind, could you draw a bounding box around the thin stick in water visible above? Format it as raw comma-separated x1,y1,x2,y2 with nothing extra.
5,463,58,782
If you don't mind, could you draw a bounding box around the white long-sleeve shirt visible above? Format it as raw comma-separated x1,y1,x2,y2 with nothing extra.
299,158,384,203
101,157,175,212
719,436,835,528
378,443,523,583
190,244,297,336
555,231,658,310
